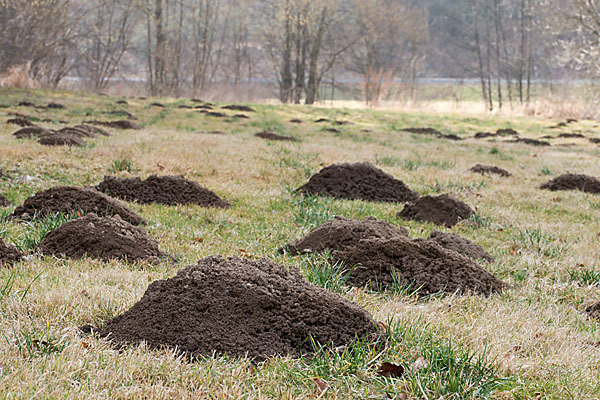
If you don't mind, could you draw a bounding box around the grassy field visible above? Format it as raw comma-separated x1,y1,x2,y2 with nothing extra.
1,87,600,399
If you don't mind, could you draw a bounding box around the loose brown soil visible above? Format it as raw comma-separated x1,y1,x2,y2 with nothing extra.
85,120,141,130
202,111,227,118
402,127,443,136
38,214,164,262
325,128,341,133
73,124,110,137
222,105,255,112
297,162,419,203
233,114,250,119
282,216,408,255
474,132,495,139
426,231,494,263
589,138,600,144
586,302,600,319
496,128,519,136
95,175,230,207
540,174,600,194
57,127,98,138
556,133,585,139
18,101,35,107
255,131,298,142
508,138,550,147
150,103,165,108
12,186,145,225
441,134,463,141
0,194,10,207
315,118,330,123
13,126,50,139
116,100,128,105
46,102,65,109
469,164,511,177
398,194,474,228
195,104,213,110
290,119,303,124
0,238,23,266
38,133,87,147
7,118,34,127
98,255,377,360
332,236,505,296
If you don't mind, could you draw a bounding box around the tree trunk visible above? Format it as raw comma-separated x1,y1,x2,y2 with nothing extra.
305,7,327,105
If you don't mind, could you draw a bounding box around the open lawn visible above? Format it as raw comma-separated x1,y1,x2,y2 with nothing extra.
1,87,600,399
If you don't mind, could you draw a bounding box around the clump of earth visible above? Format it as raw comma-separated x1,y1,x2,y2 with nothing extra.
540,174,600,194
297,162,419,203
38,214,164,262
398,194,474,227
98,255,377,360
332,236,505,296
586,302,600,320
12,186,145,225
0,238,23,266
255,131,298,141
469,164,511,177
95,175,230,207
426,231,494,263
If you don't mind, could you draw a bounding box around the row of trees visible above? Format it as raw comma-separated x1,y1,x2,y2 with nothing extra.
1,0,600,106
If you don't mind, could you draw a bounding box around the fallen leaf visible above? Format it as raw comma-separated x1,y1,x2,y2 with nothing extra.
377,362,405,378
193,236,204,243
411,357,428,373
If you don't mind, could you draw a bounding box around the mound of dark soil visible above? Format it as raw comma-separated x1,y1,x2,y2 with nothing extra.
426,231,494,263
201,111,227,118
104,110,135,119
195,104,213,110
233,114,250,119
222,105,255,112
7,118,34,127
282,216,408,255
18,101,35,107
509,138,550,147
38,214,164,262
398,194,474,228
403,127,443,136
0,194,10,206
150,102,165,108
325,128,341,133
557,133,585,139
441,134,463,141
298,162,419,203
86,120,140,130
334,121,352,126
290,119,303,124
540,174,600,194
73,124,110,137
38,132,87,147
47,102,65,109
12,186,145,225
178,105,192,109
116,100,128,105
315,118,330,123
567,118,578,124
0,238,23,266
57,127,98,138
586,302,600,319
474,132,495,139
469,164,511,177
95,175,230,207
255,131,298,142
13,126,50,139
496,128,519,136
332,236,505,296
98,255,376,360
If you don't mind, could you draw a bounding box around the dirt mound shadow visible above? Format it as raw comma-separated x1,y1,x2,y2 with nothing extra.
540,174,600,194
12,186,145,225
469,164,511,177
297,162,419,203
586,302,600,319
282,216,408,255
333,236,505,296
85,120,140,130
398,194,474,227
95,175,230,207
98,255,376,360
426,231,494,263
255,131,298,142
0,238,23,266
38,132,87,147
38,214,164,262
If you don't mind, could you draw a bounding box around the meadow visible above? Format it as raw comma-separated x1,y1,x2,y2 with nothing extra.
1,87,600,399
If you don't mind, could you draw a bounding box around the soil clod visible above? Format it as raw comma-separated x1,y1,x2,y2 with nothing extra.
0,193,10,206
0,238,23,266
332,236,505,296
222,105,255,112
7,118,34,127
398,194,474,227
38,214,164,262
255,131,298,142
469,164,511,177
95,175,230,207
402,127,443,136
38,132,87,147
98,255,377,360
540,174,600,194
496,128,519,136
13,126,50,139
12,186,145,225
282,216,408,255
426,231,494,263
85,120,141,130
47,102,66,109
586,302,600,320
508,138,550,147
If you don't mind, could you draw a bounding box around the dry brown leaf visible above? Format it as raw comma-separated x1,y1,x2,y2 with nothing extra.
313,378,328,395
